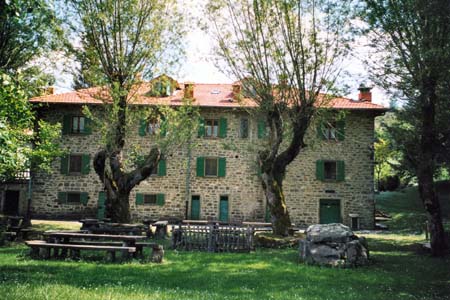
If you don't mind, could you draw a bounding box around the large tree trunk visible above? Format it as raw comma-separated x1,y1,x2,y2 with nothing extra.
93,147,160,223
418,84,449,256
104,178,131,223
262,173,291,236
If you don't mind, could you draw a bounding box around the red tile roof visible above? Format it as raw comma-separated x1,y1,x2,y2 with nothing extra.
30,83,387,111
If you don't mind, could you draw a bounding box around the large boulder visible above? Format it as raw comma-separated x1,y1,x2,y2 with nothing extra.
299,223,369,268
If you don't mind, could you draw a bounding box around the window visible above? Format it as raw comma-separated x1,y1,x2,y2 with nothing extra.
322,120,337,140
205,158,218,176
144,194,157,205
71,116,85,134
57,192,88,205
135,193,165,206
324,161,337,180
316,160,345,182
67,192,81,204
147,120,160,135
205,119,219,138
69,155,82,173
240,118,249,138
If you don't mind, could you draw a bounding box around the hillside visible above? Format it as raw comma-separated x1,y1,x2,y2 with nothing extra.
375,181,450,232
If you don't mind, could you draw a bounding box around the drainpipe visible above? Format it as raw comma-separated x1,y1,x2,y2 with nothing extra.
184,138,192,220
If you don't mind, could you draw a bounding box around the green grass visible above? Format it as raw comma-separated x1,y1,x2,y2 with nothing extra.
0,191,449,300
375,181,450,232
0,233,449,300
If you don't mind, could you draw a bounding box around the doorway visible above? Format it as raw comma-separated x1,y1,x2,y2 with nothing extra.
3,190,20,215
191,195,200,220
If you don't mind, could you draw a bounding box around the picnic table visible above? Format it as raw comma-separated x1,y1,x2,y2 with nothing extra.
26,232,149,261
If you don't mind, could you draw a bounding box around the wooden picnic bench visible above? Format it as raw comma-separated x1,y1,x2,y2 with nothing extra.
42,232,147,259
26,240,135,261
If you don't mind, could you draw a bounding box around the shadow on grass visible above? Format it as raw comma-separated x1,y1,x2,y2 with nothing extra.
0,243,449,300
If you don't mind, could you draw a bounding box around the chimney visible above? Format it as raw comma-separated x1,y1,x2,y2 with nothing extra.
358,84,372,102
45,87,55,95
232,83,241,100
184,82,194,99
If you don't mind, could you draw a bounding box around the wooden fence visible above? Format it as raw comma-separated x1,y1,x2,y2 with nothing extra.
171,224,254,252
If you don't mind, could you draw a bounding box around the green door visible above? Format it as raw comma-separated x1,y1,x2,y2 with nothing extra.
97,191,106,220
191,196,200,220
319,199,341,224
219,196,229,222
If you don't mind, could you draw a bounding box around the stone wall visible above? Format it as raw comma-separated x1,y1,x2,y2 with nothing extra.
31,104,376,228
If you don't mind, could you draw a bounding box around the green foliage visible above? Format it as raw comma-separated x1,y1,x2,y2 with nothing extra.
0,0,63,72
0,72,63,180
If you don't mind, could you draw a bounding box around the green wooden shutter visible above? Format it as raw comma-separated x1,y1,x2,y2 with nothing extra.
337,161,345,181
336,119,345,141
80,192,89,205
62,115,71,135
138,119,147,137
218,157,226,177
84,118,92,135
158,159,167,176
97,191,106,220
257,120,266,139
219,117,227,138
196,157,205,177
157,194,165,206
57,192,67,204
197,117,205,137
160,117,168,137
136,193,144,205
317,121,325,140
81,154,90,174
60,155,69,175
316,160,324,181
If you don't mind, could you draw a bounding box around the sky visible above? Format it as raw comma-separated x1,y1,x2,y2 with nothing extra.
50,1,390,107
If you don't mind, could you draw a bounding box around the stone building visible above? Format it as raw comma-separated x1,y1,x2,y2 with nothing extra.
20,78,386,229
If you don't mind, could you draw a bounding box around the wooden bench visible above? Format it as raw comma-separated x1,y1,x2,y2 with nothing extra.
62,240,159,256
26,240,136,261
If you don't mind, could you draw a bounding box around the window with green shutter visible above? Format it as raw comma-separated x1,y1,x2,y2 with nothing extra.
135,193,164,206
219,117,227,138
316,160,325,181
317,118,345,141
138,119,147,136
80,192,89,205
218,158,226,177
136,193,144,205
157,159,166,176
57,192,67,204
198,118,205,137
257,120,267,139
62,115,92,135
316,160,345,182
60,155,69,175
157,194,165,206
58,192,86,205
81,154,90,174
196,157,205,177
336,119,345,141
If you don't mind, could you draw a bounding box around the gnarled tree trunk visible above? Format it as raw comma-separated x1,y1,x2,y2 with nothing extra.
93,146,161,223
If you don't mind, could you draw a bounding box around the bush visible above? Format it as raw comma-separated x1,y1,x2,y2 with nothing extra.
379,175,401,191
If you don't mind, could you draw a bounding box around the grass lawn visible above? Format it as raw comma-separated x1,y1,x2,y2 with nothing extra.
0,233,449,300
375,181,450,232
0,186,449,300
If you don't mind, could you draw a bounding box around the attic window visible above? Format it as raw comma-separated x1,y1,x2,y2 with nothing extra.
211,89,221,94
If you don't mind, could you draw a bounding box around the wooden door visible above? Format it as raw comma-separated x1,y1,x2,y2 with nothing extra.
191,196,200,220
319,199,341,224
219,196,229,222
